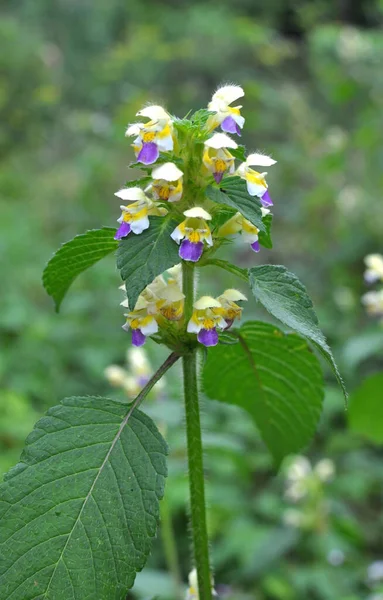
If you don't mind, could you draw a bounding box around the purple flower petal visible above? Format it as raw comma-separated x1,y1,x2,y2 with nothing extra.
137,142,159,165
114,221,131,240
197,328,218,347
131,329,146,347
221,116,241,136
260,189,273,207
179,239,204,262
213,171,224,184
251,240,260,253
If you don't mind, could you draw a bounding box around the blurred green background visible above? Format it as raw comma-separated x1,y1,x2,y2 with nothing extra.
1,0,383,598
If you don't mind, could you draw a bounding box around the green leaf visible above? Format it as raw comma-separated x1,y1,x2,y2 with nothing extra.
0,396,167,600
124,176,152,187
248,265,347,400
258,213,273,249
348,373,383,443
218,331,240,345
206,176,266,232
203,321,324,466
43,228,118,312
210,205,237,231
116,216,180,309
230,145,247,162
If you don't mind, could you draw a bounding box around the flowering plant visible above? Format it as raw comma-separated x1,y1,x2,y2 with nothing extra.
0,85,346,600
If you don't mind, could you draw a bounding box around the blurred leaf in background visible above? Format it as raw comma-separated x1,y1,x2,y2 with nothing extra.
1,0,383,598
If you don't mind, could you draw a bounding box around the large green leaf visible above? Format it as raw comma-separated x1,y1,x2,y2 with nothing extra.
116,216,180,309
0,397,167,600
206,176,265,232
248,265,347,400
43,228,118,311
348,373,383,443
203,321,324,466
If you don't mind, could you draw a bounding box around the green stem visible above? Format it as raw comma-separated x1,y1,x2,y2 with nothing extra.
160,497,183,600
182,263,212,600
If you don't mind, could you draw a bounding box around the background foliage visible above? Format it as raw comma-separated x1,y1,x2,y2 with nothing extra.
1,0,383,598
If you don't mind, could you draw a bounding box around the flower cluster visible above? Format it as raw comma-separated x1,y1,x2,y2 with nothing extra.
105,347,163,398
283,455,335,531
120,266,247,348
116,85,276,255
362,254,383,322
114,85,275,348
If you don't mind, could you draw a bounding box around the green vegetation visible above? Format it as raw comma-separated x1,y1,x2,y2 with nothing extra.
1,1,383,598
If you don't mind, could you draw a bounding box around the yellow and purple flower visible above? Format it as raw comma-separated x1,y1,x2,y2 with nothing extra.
150,162,183,203
203,132,237,184
171,207,213,263
121,268,185,346
217,209,270,253
122,306,159,347
217,288,247,328
207,84,245,136
187,296,226,347
126,105,174,165
237,153,276,207
114,187,165,240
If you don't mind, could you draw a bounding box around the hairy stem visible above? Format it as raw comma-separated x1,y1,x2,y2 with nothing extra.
182,263,212,600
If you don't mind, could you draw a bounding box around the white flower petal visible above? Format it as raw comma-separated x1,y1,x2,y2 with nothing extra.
212,85,244,105
136,105,170,120
183,207,212,220
194,296,221,310
261,207,271,217
246,181,267,197
170,226,184,244
156,135,174,152
205,132,238,150
125,123,143,137
140,318,159,336
232,113,245,128
152,162,183,181
120,298,130,308
130,216,150,234
221,289,247,302
114,187,147,202
242,230,259,244
205,232,213,247
246,153,277,167
187,319,201,334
